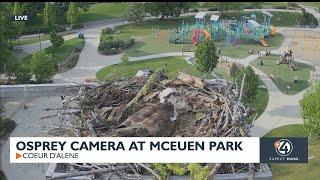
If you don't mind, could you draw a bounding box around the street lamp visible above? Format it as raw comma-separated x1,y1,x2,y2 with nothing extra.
182,44,184,56
38,30,42,51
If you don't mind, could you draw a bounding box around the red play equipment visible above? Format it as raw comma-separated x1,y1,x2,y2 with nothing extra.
192,29,200,46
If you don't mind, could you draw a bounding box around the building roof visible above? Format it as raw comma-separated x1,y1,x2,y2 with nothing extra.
248,20,261,28
195,12,207,19
261,11,273,17
210,15,220,21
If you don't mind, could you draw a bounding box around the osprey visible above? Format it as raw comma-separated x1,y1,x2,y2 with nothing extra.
108,88,182,137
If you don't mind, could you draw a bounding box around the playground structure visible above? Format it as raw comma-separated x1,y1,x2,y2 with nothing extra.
168,11,277,47
278,51,298,70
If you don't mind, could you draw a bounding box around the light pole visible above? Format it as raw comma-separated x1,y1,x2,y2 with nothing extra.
182,44,184,56
38,30,42,51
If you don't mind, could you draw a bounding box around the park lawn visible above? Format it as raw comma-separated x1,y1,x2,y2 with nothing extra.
297,2,320,8
250,55,313,95
96,56,214,80
260,2,287,7
12,37,50,46
265,125,320,180
79,3,127,23
22,38,85,64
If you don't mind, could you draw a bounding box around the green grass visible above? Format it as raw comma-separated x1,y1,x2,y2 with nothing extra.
247,87,269,123
297,2,320,8
22,38,85,64
260,2,287,7
12,37,50,46
265,125,320,180
250,55,313,95
79,3,127,23
96,56,214,80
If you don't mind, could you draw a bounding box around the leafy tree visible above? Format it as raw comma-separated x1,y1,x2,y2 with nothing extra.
43,2,55,28
21,2,45,16
0,3,19,74
145,2,190,20
123,2,146,23
67,2,79,25
235,66,259,103
50,30,64,48
13,2,22,15
15,64,32,84
30,51,54,82
53,2,90,18
194,39,219,74
300,83,320,140
121,53,129,66
4,57,19,81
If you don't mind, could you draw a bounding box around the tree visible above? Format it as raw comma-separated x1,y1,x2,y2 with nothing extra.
43,2,55,28
67,2,79,25
250,2,262,10
50,30,64,48
235,66,259,103
145,2,190,20
4,57,19,81
53,2,90,18
30,51,54,82
121,53,129,66
300,83,320,140
123,2,146,23
15,64,32,84
13,2,22,15
21,2,45,17
0,3,20,74
194,39,219,74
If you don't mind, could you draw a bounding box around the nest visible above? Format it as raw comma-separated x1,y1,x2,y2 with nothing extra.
43,65,258,180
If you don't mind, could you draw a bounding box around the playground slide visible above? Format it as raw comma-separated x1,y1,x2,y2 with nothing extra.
192,29,200,46
202,29,211,40
270,25,276,36
260,38,268,47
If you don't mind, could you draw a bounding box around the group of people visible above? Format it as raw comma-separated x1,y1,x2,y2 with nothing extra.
284,49,293,57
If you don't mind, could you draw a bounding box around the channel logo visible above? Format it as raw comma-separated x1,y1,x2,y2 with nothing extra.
274,139,293,156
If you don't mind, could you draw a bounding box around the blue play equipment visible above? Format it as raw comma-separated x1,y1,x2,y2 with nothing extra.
251,14,257,21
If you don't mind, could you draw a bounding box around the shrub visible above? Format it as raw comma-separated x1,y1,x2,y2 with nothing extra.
208,8,218,11
113,39,122,49
0,117,16,139
71,24,84,30
30,51,55,82
288,2,298,7
50,30,64,48
102,28,113,35
15,64,32,84
121,53,129,66
190,9,198,12
275,6,287,9
98,41,113,51
21,25,43,35
100,34,113,42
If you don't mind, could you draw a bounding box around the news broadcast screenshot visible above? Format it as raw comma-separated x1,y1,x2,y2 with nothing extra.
1,1,320,180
